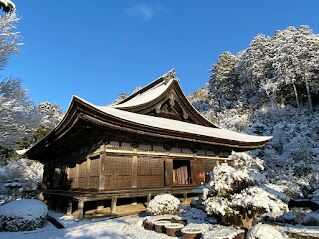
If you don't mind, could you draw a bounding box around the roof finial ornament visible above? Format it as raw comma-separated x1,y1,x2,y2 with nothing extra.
162,68,176,84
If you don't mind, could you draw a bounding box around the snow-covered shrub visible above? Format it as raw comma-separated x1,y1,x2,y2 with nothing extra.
205,197,235,217
247,224,287,239
231,187,288,218
204,152,287,229
209,152,266,196
147,194,180,215
0,199,47,231
213,164,253,195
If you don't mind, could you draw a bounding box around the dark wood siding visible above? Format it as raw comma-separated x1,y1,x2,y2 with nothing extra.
68,166,77,189
137,156,164,188
78,160,88,189
102,154,133,190
89,156,100,189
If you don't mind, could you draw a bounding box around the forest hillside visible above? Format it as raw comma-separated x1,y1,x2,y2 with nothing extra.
190,25,319,195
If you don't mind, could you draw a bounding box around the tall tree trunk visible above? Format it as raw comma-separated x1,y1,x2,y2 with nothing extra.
305,79,313,112
292,83,300,108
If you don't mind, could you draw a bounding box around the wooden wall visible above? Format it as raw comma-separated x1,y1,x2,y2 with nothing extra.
45,141,231,192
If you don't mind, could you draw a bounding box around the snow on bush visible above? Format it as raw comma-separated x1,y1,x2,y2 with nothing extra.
0,199,47,231
247,224,287,239
205,197,234,217
147,194,180,215
213,164,252,195
204,152,288,228
209,152,266,196
231,186,288,218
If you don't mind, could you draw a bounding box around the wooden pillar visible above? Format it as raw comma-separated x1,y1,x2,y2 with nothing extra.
183,193,188,203
99,152,105,191
75,164,79,188
132,153,137,188
147,193,152,206
87,157,91,189
165,158,173,186
78,200,84,219
111,196,117,214
67,200,73,216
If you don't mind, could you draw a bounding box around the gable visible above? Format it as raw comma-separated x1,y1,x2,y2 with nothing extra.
113,70,217,127
136,86,197,124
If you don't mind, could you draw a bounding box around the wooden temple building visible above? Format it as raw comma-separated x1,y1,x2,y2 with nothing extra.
26,70,271,218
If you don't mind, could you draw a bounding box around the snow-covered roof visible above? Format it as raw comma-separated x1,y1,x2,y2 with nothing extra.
26,71,272,159
112,69,217,128
96,103,271,144
113,78,174,109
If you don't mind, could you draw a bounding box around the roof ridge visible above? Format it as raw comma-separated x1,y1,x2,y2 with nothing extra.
113,69,177,105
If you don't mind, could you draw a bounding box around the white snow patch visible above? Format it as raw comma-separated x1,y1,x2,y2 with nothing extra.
247,224,287,239
0,199,48,220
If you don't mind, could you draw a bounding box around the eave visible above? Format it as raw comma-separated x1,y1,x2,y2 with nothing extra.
26,96,272,160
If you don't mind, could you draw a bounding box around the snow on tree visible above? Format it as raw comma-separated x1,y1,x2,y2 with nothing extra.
209,52,240,110
190,25,319,204
0,79,41,149
146,194,180,215
0,79,62,198
0,11,19,69
207,26,319,110
204,152,288,229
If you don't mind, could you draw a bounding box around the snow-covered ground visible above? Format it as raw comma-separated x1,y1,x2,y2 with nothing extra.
0,212,176,239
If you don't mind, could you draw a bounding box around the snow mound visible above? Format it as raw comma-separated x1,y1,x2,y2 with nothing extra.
247,224,287,239
203,225,244,239
0,199,47,231
0,199,47,220
147,194,180,215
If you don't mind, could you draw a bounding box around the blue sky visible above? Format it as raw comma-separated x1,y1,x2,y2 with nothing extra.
2,1,319,109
